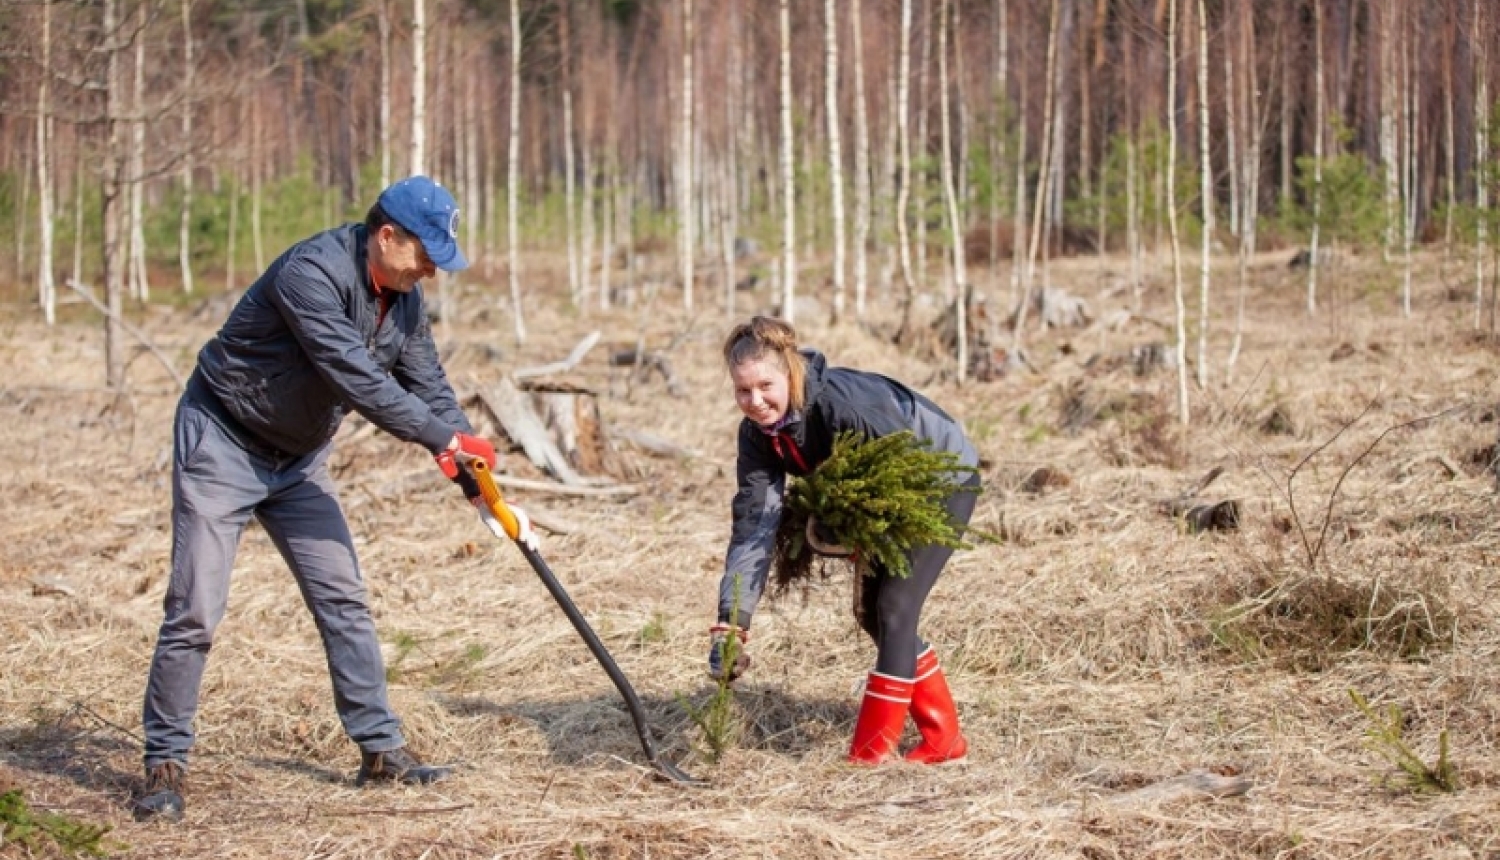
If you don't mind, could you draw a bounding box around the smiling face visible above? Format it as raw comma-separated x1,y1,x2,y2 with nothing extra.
730,356,792,428
369,224,436,293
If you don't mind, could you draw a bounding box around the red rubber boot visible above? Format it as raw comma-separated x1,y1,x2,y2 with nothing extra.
904,647,968,764
847,671,913,765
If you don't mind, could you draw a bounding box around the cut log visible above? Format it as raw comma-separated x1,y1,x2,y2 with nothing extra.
521,380,638,480
615,428,702,459
473,376,586,486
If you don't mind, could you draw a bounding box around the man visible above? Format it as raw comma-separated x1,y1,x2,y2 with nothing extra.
134,176,538,822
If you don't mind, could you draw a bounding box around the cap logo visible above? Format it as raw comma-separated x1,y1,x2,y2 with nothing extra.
448,209,460,239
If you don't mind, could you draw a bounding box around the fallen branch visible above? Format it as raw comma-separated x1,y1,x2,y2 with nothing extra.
1098,769,1253,807
66,279,186,390
615,428,702,459
514,330,601,380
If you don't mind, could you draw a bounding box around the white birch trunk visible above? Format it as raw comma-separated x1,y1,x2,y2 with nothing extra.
178,0,195,295
103,0,126,387
780,0,797,322
128,3,149,301
562,8,579,305
1196,0,1211,389
680,0,695,312
1224,30,1239,239
852,0,871,318
37,0,56,324
1168,0,1190,424
378,0,391,187
507,0,525,341
411,0,427,176
1227,0,1259,384
938,0,966,382
1013,0,1061,345
1307,0,1325,316
251,95,265,274
894,0,916,328
1380,0,1399,258
825,0,847,323
1401,0,1414,318
1476,0,1489,329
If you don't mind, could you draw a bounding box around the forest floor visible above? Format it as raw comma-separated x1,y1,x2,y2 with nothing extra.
1,245,1498,859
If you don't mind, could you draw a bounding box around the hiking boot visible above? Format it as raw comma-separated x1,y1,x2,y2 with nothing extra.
355,747,452,787
133,762,185,822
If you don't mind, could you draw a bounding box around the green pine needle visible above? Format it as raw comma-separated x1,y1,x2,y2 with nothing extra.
773,431,980,589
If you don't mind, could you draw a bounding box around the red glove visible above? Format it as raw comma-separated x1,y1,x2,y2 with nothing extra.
434,432,497,498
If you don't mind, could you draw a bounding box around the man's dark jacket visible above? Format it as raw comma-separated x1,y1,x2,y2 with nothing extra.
189,223,468,457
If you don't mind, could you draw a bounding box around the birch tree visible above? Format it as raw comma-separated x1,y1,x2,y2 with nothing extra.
562,5,579,305
507,0,525,342
825,0,847,323
779,0,797,322
102,0,127,387
1012,0,1061,345
1195,0,1212,389
411,0,427,175
893,0,916,333
1476,0,1489,329
1400,0,1415,317
937,0,965,381
1227,0,1261,385
1379,0,1399,258
378,0,392,187
851,0,871,318
1167,0,1189,425
1307,0,1325,316
679,0,695,311
127,1,149,301
36,0,56,324
177,0,195,295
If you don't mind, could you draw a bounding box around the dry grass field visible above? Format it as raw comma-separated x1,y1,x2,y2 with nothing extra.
2,249,1499,859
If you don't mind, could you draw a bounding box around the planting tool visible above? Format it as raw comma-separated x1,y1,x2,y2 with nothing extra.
463,458,699,784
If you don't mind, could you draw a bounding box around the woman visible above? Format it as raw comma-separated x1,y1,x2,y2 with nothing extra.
709,316,981,764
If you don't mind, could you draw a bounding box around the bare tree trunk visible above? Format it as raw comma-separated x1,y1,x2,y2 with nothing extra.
1307,0,1325,316
1280,7,1293,206
562,5,580,305
1224,23,1239,239
852,0,871,318
1380,0,1399,259
1010,60,1029,309
1195,0,1212,389
1475,0,1489,330
379,0,391,187
1013,0,1062,347
72,146,84,285
178,0,195,295
507,0,525,342
938,0,966,382
128,1,149,301
1443,23,1456,257
462,44,479,277
680,0,695,312
1168,0,1189,425
411,0,427,175
1401,0,1415,317
991,0,1009,302
37,0,56,324
251,94,265,274
1227,0,1260,385
894,0,917,334
825,0,847,323
103,0,126,387
225,162,239,292
779,0,797,322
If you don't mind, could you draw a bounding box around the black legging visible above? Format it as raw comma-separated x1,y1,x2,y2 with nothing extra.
858,471,982,678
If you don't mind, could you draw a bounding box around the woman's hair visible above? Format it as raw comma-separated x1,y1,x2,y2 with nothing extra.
722,316,807,412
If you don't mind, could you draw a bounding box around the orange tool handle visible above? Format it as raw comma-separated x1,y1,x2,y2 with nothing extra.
467,459,520,541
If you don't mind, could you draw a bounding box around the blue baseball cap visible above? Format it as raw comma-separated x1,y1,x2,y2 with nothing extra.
377,176,469,272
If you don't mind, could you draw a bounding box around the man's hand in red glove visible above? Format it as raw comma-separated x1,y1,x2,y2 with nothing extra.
434,432,497,499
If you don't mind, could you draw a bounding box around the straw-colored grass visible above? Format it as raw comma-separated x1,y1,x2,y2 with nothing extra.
2,248,1499,858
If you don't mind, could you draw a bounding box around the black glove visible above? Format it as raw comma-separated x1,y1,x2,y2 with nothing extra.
707,624,751,682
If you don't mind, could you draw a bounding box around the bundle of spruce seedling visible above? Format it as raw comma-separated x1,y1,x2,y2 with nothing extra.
772,430,980,594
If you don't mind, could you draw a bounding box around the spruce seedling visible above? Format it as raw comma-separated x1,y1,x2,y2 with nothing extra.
1348,688,1459,794
0,789,118,857
679,578,744,763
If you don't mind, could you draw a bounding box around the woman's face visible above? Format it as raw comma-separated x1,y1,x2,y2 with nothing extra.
730,356,791,427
